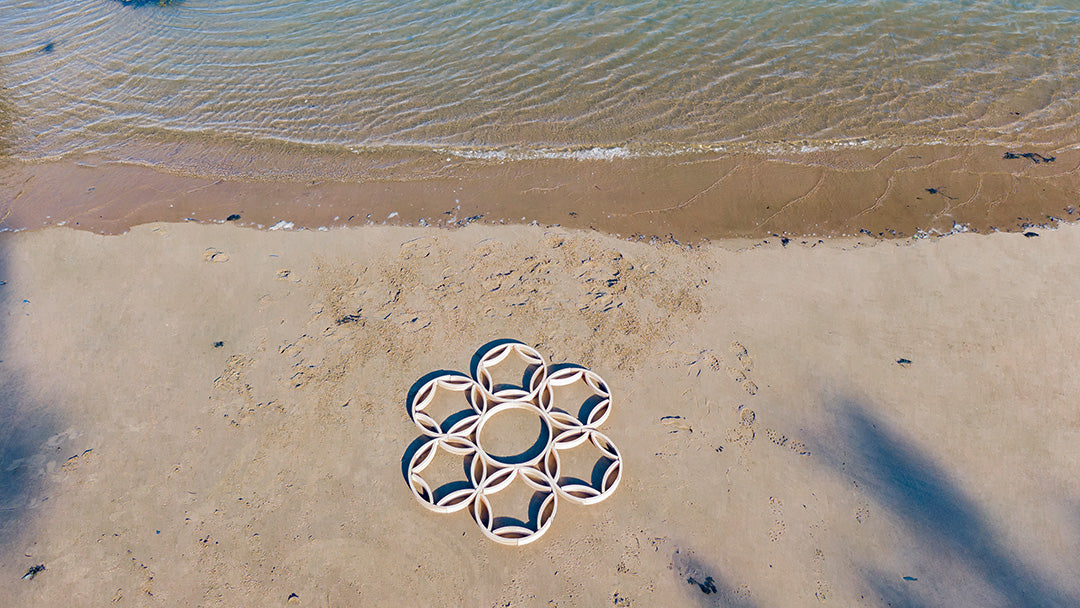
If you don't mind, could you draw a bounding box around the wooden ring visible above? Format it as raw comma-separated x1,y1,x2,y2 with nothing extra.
475,342,548,404
404,343,621,545
408,373,488,438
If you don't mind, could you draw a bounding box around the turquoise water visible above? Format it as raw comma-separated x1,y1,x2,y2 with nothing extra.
1,0,1078,173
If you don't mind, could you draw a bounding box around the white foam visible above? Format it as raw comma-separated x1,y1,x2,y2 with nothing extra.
446,146,644,162
440,139,916,162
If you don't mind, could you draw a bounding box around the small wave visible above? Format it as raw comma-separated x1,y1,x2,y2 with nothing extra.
438,138,969,162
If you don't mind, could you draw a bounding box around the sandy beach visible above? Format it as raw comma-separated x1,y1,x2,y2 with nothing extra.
4,1,1080,605
1,220,1078,606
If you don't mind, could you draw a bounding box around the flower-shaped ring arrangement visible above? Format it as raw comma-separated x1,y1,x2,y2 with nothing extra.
404,341,623,546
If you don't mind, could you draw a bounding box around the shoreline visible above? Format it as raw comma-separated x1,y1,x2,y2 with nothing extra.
2,142,1076,241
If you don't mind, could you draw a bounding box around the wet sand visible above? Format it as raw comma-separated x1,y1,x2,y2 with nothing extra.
1,220,1079,606
2,142,1076,240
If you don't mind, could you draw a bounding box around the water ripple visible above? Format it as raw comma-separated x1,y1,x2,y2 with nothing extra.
0,0,1077,168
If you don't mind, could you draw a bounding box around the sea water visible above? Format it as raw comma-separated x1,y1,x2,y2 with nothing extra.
1,0,1077,178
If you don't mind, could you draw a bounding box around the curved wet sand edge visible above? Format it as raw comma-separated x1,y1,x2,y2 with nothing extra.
1,143,1076,240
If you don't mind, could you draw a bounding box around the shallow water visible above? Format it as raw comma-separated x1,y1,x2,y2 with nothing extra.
1,0,1078,178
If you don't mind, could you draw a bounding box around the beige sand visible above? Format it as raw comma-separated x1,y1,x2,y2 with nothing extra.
1,222,1079,606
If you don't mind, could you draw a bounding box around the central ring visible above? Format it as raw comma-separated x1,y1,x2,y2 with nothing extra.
475,402,553,468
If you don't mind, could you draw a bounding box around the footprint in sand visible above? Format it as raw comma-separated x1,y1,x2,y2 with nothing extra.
61,449,94,472
764,427,812,457
399,236,437,260
615,531,644,576
470,239,502,260
725,407,756,445
731,341,753,370
768,496,786,542
542,234,566,249
855,502,870,524
660,415,693,434
726,406,811,461
723,406,757,468
812,548,830,601
725,341,758,396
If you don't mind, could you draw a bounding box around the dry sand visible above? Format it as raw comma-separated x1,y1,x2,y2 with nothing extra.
1,221,1079,607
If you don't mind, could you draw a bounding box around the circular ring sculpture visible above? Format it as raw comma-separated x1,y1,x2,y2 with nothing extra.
405,341,622,546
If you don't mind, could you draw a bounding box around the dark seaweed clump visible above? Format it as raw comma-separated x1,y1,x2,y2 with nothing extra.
1003,151,1055,164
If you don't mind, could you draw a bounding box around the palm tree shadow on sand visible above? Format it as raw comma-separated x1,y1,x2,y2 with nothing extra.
0,250,60,555
813,396,1078,607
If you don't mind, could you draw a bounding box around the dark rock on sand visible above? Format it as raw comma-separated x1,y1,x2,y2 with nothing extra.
22,564,45,581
